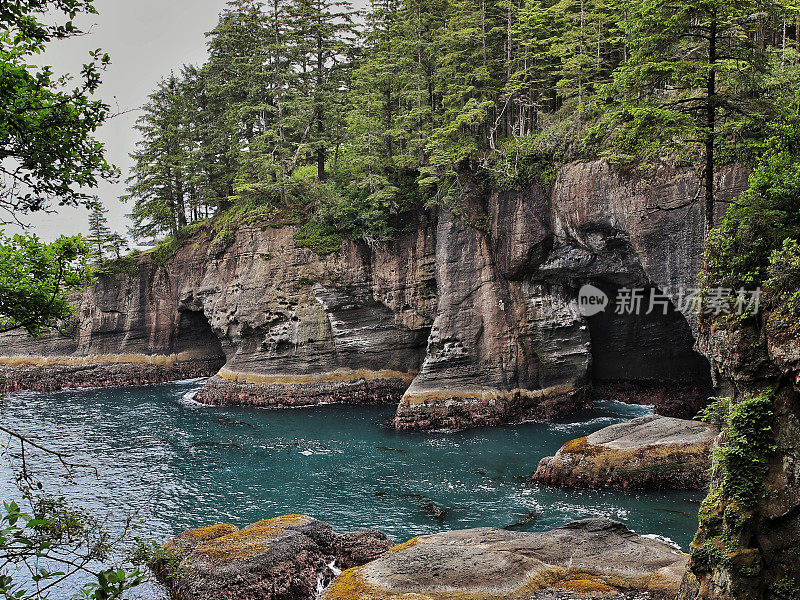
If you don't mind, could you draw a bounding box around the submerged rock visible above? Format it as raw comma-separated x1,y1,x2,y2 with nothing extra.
532,415,718,490
151,515,392,600
322,518,687,600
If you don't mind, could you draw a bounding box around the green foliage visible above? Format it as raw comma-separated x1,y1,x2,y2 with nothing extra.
92,251,142,278
707,169,800,296
151,236,179,265
696,395,734,428
768,577,800,600
714,391,775,509
130,538,185,584
87,202,130,262
125,0,800,249
0,498,146,600
485,140,558,190
765,238,800,338
690,538,730,572
294,221,343,255
691,391,775,580
0,233,93,336
702,87,800,333
0,0,115,222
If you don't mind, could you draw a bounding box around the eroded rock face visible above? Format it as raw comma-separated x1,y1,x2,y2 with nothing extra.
322,518,687,600
394,183,591,430
533,415,718,490
151,515,392,600
681,321,800,600
393,162,746,429
0,214,437,406
0,161,749,428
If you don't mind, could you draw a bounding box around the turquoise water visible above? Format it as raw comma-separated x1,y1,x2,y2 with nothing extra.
1,379,703,596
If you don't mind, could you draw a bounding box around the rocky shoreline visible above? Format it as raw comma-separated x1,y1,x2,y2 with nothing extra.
0,358,224,393
392,385,591,431
192,372,413,408
151,515,392,600
154,516,688,600
0,160,749,431
532,415,717,490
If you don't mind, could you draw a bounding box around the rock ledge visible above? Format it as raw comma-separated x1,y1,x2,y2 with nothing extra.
533,415,718,490
322,518,687,600
151,515,392,600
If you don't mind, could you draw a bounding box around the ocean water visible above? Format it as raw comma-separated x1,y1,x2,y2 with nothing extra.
0,379,703,598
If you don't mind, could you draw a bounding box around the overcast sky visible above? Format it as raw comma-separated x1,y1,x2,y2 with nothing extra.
11,0,231,241
17,0,370,243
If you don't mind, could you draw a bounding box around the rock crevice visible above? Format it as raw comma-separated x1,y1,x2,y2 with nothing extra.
0,161,749,428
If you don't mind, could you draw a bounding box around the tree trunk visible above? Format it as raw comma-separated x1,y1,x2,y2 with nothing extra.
316,33,326,181
176,173,187,229
704,15,717,240
317,148,326,181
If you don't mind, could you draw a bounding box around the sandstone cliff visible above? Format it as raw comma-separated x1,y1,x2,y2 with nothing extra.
680,319,800,600
0,160,749,429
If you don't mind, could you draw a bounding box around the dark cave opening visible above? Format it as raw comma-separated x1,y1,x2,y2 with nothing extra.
586,284,713,419
174,309,227,370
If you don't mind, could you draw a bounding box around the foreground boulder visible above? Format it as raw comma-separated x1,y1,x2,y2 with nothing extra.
322,518,687,599
532,415,718,490
151,515,392,600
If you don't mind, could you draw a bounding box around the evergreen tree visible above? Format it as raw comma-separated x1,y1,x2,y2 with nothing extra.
608,0,783,236
104,232,130,259
511,0,563,131
121,0,800,247
125,75,193,238
87,202,112,258
288,0,359,180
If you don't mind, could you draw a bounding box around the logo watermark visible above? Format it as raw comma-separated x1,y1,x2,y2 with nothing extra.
578,285,609,317
577,285,761,318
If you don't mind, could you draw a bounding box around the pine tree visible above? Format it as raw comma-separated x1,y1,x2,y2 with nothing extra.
104,233,130,260
611,0,782,237
288,0,359,180
125,75,193,239
87,202,112,259
511,0,564,131
234,0,303,205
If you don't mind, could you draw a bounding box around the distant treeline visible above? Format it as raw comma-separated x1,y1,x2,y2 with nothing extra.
124,0,800,246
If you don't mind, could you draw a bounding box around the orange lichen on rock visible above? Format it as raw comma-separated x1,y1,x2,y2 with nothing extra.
388,537,420,553
176,523,239,544
560,436,601,456
245,514,312,530
195,523,288,561
322,567,383,600
555,574,616,593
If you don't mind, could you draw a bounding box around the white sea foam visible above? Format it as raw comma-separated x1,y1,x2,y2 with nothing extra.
641,533,682,550
179,389,205,406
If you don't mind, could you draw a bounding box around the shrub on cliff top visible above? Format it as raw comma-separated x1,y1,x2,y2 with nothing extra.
705,90,800,313
765,238,800,339
152,236,179,265
92,250,142,277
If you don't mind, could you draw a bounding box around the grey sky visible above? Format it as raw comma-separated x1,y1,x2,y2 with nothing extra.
12,0,230,241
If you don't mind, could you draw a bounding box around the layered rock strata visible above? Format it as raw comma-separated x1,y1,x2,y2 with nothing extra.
532,415,718,490
322,518,687,600
0,161,749,428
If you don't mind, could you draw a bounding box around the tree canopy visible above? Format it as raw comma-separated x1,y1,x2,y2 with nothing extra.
0,0,115,224
124,0,800,249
